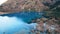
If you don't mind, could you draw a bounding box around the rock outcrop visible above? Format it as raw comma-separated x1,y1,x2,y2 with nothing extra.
0,0,60,14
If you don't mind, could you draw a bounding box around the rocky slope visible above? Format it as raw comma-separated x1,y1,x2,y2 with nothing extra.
0,0,60,14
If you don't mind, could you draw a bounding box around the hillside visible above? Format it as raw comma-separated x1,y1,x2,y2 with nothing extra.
0,0,60,15
0,0,51,13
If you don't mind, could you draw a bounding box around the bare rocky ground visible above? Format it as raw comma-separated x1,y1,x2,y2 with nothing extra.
0,0,59,14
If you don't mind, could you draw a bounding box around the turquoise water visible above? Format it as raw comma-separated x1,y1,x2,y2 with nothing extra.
0,11,43,34
0,11,43,23
0,16,33,34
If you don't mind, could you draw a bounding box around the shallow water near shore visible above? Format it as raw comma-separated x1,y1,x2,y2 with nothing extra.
0,16,34,34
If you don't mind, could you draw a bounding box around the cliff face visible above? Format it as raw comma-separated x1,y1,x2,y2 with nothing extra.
0,0,60,14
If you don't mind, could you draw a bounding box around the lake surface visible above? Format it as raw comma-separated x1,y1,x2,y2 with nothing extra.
0,11,43,34
0,11,43,23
